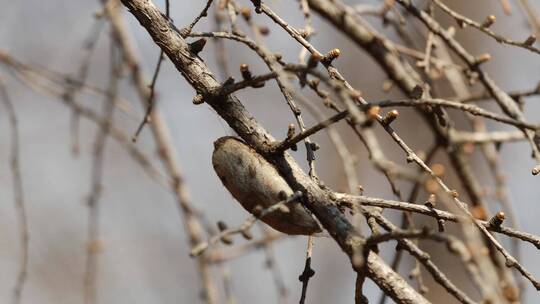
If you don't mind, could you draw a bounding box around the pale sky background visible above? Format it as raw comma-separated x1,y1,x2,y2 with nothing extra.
0,0,539,303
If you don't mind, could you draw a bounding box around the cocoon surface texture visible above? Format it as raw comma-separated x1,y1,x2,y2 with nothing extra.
212,137,322,235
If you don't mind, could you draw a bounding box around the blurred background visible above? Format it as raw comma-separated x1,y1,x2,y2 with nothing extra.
1,0,539,303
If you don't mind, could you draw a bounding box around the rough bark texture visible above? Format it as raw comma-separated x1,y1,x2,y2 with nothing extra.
119,0,430,302
366,252,431,304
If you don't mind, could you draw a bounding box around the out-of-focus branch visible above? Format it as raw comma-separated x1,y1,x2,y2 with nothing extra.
432,0,540,55
336,194,540,249
102,1,220,302
83,42,121,304
0,78,29,304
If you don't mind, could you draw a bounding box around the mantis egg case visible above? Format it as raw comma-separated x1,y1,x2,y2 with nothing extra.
212,136,322,235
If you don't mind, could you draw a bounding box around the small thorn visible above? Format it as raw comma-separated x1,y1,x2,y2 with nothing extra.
286,123,296,140
188,38,207,56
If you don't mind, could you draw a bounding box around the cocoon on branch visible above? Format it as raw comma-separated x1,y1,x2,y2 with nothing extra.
212,137,322,235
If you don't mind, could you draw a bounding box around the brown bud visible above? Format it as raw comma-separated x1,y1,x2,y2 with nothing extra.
241,228,253,240
475,53,492,65
431,163,445,177
285,124,298,151
382,110,399,125
481,15,496,28
489,211,505,228
366,106,380,122
532,164,540,175
240,7,251,20
322,48,341,63
258,26,270,36
425,194,436,208
450,189,459,198
217,221,233,245
240,63,249,73
524,35,537,46
286,123,296,139
252,205,263,217
240,64,252,80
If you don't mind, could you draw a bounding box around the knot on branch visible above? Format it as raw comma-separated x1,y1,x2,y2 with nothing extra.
250,0,262,14
298,257,315,282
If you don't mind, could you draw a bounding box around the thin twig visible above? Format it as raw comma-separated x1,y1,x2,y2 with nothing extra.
83,41,122,304
0,78,29,304
298,236,315,304
337,194,540,250
190,192,303,256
